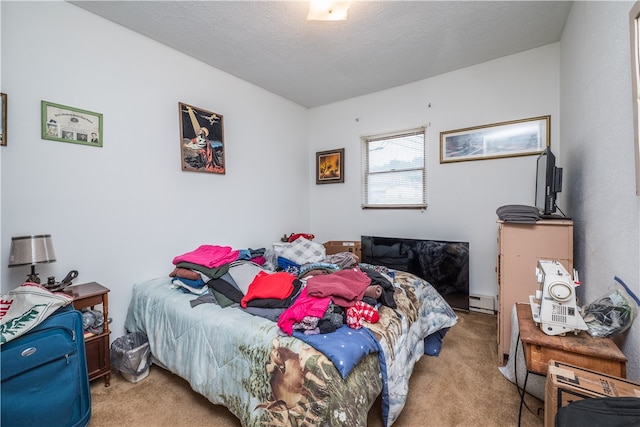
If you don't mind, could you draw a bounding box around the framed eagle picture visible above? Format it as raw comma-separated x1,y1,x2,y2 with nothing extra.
179,102,225,174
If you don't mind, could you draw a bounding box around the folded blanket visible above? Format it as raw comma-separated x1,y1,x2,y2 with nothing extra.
277,237,326,265
173,245,240,268
496,204,541,223
1,283,73,344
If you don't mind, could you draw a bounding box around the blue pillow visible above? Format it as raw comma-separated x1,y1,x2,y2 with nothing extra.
293,325,379,378
423,327,450,356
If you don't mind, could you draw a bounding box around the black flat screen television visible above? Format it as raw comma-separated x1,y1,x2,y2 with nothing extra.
361,235,469,311
535,147,563,216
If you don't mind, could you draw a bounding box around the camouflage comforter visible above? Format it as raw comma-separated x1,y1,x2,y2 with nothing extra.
124,270,457,426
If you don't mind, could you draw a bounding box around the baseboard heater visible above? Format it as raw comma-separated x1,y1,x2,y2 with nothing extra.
469,294,495,314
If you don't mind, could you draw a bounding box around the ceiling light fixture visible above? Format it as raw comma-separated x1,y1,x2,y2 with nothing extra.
307,0,349,21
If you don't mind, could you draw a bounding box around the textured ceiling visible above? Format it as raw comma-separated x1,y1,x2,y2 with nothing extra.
70,1,573,108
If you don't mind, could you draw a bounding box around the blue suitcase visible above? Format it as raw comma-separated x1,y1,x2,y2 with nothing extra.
1,306,91,427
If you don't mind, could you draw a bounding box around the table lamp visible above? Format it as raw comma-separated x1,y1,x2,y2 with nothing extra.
8,234,57,284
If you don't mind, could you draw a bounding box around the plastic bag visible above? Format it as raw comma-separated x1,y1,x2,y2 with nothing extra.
582,276,639,338
110,332,151,376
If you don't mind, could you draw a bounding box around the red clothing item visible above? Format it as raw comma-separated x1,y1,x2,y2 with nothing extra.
305,268,371,307
240,271,295,308
346,301,380,329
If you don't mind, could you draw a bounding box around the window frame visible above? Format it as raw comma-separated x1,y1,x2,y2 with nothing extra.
361,126,427,209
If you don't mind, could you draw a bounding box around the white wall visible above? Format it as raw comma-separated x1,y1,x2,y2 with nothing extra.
561,1,640,380
308,44,561,301
0,1,310,338
3,0,638,382
0,1,3,252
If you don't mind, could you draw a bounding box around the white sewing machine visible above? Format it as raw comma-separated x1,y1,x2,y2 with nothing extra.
529,259,588,336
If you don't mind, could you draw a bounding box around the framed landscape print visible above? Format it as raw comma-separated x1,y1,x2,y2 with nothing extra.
179,102,225,174
316,148,344,184
41,101,103,147
440,115,550,163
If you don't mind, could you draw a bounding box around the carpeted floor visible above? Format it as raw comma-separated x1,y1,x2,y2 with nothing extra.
89,311,544,426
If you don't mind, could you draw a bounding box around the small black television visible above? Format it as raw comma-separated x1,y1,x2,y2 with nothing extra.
535,147,563,216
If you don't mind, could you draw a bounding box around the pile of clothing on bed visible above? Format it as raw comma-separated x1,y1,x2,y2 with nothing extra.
169,237,398,336
130,236,458,427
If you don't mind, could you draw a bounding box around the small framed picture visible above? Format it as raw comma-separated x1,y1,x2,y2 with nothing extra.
41,101,103,147
179,102,225,174
1,93,6,146
440,115,550,163
316,148,344,184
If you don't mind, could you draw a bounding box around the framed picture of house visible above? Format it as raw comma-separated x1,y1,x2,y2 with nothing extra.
440,115,550,163
41,101,103,147
1,93,6,146
316,148,344,184
179,102,225,174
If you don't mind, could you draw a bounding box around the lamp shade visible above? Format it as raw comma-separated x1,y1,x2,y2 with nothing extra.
8,235,57,267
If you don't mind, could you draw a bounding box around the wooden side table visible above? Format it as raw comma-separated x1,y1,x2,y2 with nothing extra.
64,282,111,387
516,303,627,378
515,303,626,425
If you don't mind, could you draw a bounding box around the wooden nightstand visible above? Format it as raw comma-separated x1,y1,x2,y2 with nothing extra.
64,282,111,387
516,303,627,378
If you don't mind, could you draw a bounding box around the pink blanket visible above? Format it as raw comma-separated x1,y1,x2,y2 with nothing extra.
172,245,240,268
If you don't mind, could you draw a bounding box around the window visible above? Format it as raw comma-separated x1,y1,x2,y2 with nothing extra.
361,127,426,208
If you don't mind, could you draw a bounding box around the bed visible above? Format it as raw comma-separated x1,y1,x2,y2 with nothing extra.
124,263,457,426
